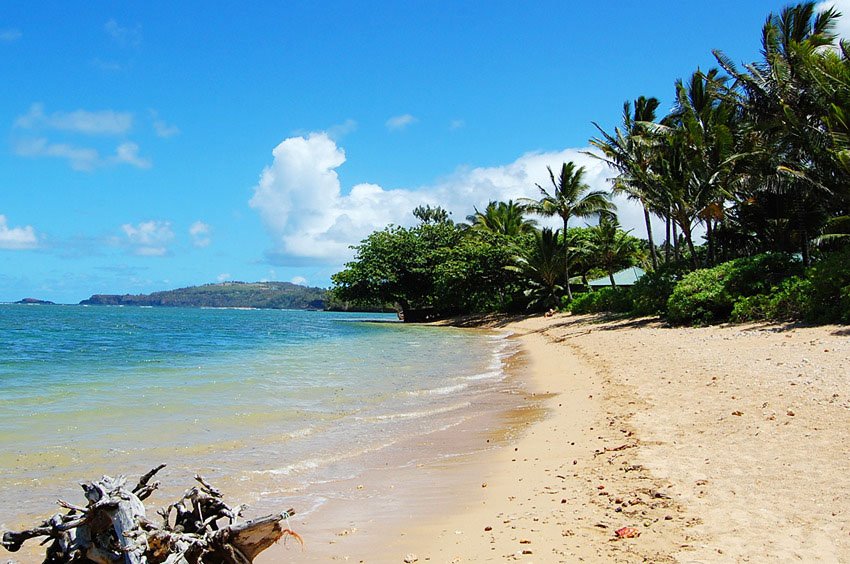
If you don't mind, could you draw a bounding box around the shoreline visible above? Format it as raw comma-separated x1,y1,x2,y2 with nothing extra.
261,312,850,562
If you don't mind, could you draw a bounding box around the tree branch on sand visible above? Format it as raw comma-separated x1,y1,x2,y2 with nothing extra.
1,465,302,563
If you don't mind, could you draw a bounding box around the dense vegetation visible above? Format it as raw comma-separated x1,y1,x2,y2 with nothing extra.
333,2,850,326
80,281,328,310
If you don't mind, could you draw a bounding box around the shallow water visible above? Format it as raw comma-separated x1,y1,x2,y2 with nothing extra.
0,305,518,530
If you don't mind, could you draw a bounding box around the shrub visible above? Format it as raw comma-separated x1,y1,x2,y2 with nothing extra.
729,250,850,324
666,253,801,325
667,262,736,325
805,248,850,324
567,287,633,314
723,253,803,297
630,263,685,316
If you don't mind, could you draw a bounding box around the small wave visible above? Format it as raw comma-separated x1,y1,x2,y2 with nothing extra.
405,382,469,396
362,402,471,422
255,440,396,476
464,369,503,382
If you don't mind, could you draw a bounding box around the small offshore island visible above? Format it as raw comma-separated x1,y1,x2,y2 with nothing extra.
78,281,329,310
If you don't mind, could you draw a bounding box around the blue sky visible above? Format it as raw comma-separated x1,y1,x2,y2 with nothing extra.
1,0,842,303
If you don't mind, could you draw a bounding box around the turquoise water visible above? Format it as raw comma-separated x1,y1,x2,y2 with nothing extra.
0,305,516,527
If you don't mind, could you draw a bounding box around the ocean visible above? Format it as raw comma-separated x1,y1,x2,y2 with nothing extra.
0,304,519,534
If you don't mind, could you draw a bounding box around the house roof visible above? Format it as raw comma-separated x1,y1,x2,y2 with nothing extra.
588,266,646,287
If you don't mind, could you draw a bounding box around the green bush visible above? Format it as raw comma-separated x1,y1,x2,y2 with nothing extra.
567,287,633,314
730,250,849,324
805,248,850,324
667,253,801,325
724,253,803,296
667,262,736,324
630,263,685,316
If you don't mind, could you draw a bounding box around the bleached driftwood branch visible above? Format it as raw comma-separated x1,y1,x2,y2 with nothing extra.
1,465,301,563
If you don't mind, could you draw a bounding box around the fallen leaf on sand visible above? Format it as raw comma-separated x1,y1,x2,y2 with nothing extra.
615,526,640,539
732,410,743,416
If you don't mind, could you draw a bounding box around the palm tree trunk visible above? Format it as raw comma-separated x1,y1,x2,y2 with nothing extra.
683,223,698,269
563,217,573,301
608,272,617,287
642,204,658,270
706,219,715,266
672,223,680,261
665,213,672,263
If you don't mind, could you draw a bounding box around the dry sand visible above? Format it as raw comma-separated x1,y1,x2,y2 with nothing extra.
266,313,850,563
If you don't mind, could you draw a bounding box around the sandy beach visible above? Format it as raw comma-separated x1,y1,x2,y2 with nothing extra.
261,313,850,563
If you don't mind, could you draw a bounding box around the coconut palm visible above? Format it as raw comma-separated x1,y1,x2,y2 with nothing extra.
522,162,614,300
466,200,537,237
589,96,663,269
506,228,564,310
713,2,842,264
588,214,644,287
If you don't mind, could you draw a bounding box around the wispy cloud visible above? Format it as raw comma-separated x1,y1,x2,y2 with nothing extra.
217,273,231,282
0,215,38,250
326,118,357,140
189,221,211,247
114,142,151,169
385,114,418,131
14,138,151,171
449,119,466,130
121,221,174,256
104,19,141,47
91,58,123,72
150,110,180,138
14,138,101,171
15,103,133,135
0,29,21,43
290,276,308,286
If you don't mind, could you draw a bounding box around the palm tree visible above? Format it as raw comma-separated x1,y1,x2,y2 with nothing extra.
713,2,842,265
522,162,614,300
589,96,663,269
466,200,537,237
588,214,644,287
506,228,564,310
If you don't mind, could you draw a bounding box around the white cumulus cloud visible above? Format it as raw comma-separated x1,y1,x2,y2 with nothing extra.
0,215,38,250
121,220,174,256
290,276,308,286
249,132,660,265
386,114,418,131
189,221,211,247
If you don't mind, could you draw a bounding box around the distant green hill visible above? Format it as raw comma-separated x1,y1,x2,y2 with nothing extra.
79,281,327,310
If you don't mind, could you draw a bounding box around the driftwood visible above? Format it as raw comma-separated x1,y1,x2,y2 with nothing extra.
1,465,301,563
